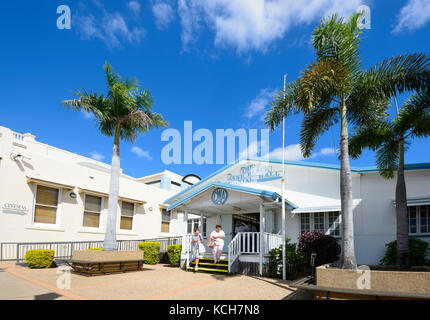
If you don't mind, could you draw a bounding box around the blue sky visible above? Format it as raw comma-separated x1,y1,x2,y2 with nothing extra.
0,0,429,179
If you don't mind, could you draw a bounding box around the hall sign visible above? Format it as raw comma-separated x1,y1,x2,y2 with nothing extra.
226,165,281,184
2,202,29,214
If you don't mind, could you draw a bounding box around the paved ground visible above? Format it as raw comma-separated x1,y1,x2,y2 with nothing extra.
0,261,303,300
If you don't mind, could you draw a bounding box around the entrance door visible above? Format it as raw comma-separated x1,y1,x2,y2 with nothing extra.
233,213,260,253
232,213,260,236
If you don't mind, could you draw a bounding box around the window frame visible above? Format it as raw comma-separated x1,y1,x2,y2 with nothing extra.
187,217,207,237
299,211,341,238
119,200,135,232
32,183,61,227
81,193,104,230
408,205,430,236
160,209,171,234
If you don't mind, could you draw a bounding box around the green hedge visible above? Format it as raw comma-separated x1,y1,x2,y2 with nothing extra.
167,245,182,266
25,249,55,268
380,238,430,266
138,242,161,264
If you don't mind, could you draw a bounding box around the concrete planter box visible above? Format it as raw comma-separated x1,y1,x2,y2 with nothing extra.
315,264,430,299
69,250,146,275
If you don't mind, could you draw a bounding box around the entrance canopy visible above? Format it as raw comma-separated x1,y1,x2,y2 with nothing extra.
166,182,297,215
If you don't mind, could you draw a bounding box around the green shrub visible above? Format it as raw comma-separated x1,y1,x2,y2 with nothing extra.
167,244,182,266
380,238,430,266
138,242,161,264
25,249,55,268
87,248,102,250
269,238,306,279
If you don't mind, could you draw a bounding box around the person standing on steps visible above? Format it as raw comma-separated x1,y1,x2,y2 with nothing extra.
210,224,225,264
191,228,204,272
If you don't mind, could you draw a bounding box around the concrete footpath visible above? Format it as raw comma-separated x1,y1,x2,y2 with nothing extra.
0,261,303,300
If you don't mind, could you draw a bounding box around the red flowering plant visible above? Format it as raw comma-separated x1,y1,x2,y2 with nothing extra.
298,230,341,267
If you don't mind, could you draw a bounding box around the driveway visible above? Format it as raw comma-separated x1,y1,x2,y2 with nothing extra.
0,261,301,300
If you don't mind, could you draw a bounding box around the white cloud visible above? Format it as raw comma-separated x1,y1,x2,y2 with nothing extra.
152,3,175,30
90,151,105,161
131,146,152,160
175,0,367,53
75,3,146,48
245,88,275,120
393,0,430,33
268,144,337,161
82,111,94,120
127,1,141,16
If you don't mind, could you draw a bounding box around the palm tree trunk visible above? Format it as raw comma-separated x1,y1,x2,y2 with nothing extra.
396,139,410,269
339,101,357,269
103,124,121,251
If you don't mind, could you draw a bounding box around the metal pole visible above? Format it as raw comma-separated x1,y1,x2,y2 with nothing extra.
282,74,287,281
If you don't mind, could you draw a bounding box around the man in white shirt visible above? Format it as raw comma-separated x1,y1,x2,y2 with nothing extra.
210,224,226,264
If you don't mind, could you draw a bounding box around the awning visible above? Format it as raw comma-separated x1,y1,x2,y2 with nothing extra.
166,182,298,212
26,176,75,190
77,188,146,205
392,197,430,206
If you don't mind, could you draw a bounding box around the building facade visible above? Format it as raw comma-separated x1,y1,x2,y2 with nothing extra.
0,126,185,245
165,158,430,267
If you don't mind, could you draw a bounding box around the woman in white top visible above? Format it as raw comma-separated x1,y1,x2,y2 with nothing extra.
210,224,226,264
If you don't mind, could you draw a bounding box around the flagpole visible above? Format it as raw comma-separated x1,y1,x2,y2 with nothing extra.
282,74,287,281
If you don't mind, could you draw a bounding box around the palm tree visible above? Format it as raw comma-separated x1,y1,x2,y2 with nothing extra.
349,91,430,269
63,62,168,251
266,13,430,269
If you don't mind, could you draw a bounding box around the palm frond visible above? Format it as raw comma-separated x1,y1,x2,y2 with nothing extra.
362,53,430,99
265,82,300,131
349,120,394,159
300,104,339,158
296,58,348,113
396,90,430,138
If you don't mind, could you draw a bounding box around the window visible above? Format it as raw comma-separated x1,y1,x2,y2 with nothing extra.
300,213,311,234
34,185,59,224
187,218,207,236
300,211,341,237
313,212,325,231
83,194,102,228
161,209,170,233
408,205,430,235
120,201,134,230
327,212,341,237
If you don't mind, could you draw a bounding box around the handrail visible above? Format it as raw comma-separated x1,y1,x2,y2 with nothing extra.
228,233,240,273
227,232,283,273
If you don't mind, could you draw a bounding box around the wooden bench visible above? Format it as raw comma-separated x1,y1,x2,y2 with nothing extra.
65,250,156,275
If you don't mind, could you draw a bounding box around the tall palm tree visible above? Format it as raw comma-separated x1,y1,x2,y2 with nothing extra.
349,91,430,269
63,62,168,251
266,13,430,269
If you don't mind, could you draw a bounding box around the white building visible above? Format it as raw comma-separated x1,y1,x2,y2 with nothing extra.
0,126,186,246
1,125,429,275
164,157,430,273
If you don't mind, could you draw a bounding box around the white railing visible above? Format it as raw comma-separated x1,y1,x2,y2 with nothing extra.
12,131,25,142
228,233,240,273
227,232,283,273
181,234,193,269
264,232,283,254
